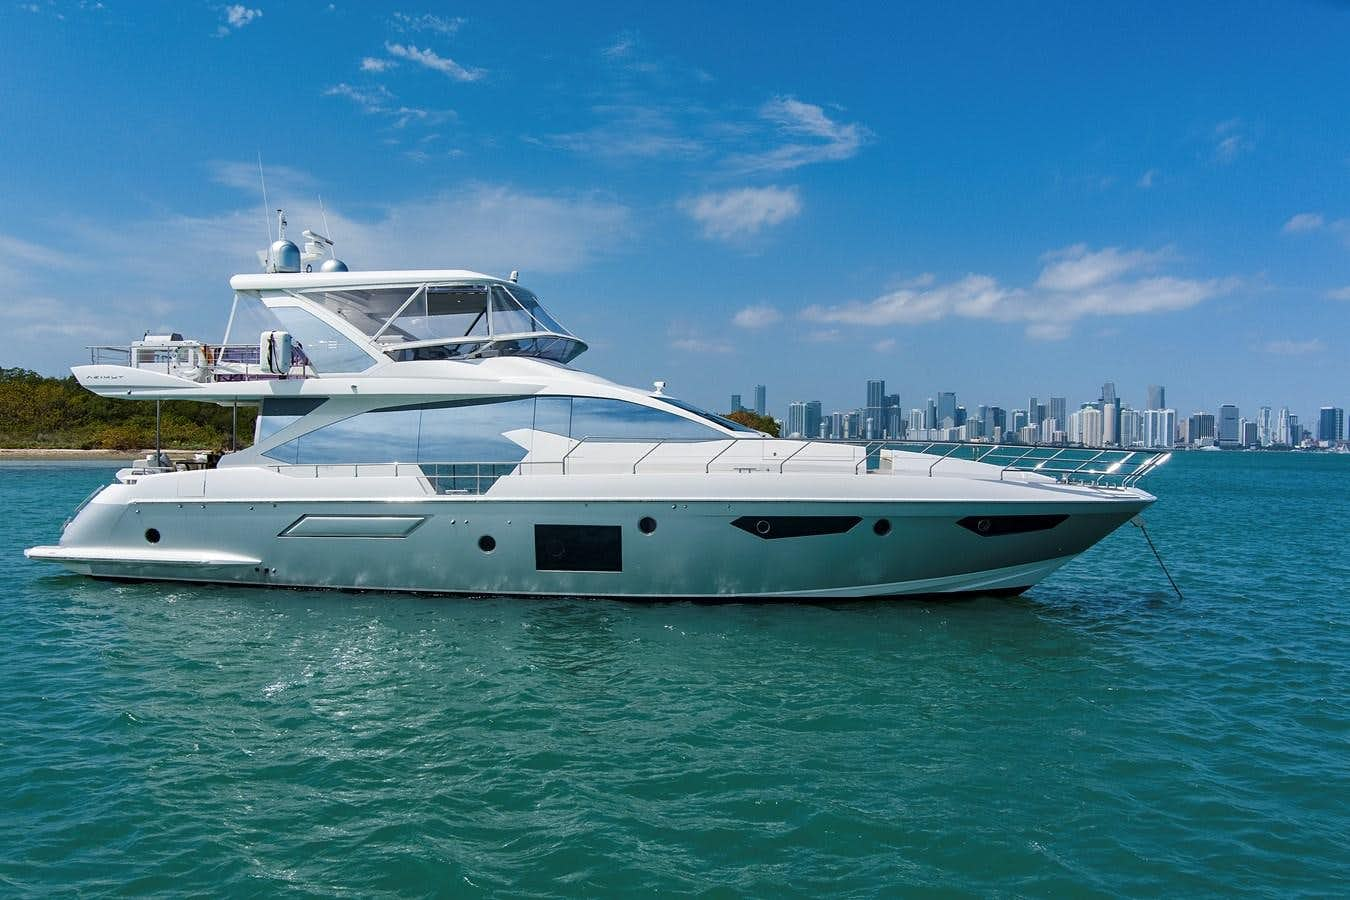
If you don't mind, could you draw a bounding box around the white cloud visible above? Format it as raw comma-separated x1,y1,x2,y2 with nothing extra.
390,12,465,35
732,305,782,329
217,5,261,35
669,336,732,354
1283,212,1325,233
539,105,705,161
1262,338,1324,355
1213,119,1250,163
727,97,867,174
1034,245,1168,292
322,83,451,128
361,57,395,73
873,337,897,353
1326,286,1350,301
210,160,314,195
385,42,484,82
681,186,801,239
801,244,1234,340
1137,169,1158,189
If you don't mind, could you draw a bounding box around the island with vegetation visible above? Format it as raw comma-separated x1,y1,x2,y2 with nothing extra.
0,368,256,451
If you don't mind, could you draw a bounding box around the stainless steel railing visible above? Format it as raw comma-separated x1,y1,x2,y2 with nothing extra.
260,438,1170,495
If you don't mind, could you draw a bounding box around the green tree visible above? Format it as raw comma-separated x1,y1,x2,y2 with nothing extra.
724,409,780,436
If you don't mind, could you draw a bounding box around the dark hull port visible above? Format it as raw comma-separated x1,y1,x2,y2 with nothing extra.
534,524,623,572
730,516,862,540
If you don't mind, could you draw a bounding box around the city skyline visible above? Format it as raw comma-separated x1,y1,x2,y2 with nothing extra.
737,377,1341,449
728,378,1343,445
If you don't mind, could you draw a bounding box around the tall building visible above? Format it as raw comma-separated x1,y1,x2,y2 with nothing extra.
1277,407,1292,445
1070,406,1104,448
988,407,1007,434
937,392,957,428
1049,397,1067,428
805,401,823,441
753,384,766,416
1288,415,1302,445
1119,406,1142,447
1318,407,1345,443
1218,405,1240,447
1028,396,1041,427
1103,401,1119,445
907,408,926,435
925,397,938,430
1101,381,1117,407
1188,412,1216,445
1147,385,1165,411
1257,406,1273,446
1241,420,1258,448
730,393,742,412
1142,408,1176,449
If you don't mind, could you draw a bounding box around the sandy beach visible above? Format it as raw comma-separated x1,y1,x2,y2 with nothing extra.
0,448,200,461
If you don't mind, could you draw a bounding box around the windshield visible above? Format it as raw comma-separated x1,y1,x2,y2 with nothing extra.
659,398,761,433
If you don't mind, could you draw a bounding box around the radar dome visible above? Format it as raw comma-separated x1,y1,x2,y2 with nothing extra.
268,239,301,273
319,258,349,272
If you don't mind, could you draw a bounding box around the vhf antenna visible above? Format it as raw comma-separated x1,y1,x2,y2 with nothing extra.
258,151,273,245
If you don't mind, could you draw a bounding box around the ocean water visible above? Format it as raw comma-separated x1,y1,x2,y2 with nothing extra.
1,453,1345,897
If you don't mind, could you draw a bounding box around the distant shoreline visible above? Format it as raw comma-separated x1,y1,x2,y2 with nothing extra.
0,448,197,461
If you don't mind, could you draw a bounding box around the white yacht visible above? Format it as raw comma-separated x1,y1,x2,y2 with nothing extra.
26,218,1168,599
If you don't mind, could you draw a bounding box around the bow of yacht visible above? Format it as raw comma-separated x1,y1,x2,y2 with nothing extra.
25,219,1166,598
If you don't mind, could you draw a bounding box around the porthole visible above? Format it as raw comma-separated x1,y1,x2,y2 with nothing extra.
976,519,992,534
755,519,771,535
638,516,657,535
873,518,891,536
144,528,161,544
478,535,496,553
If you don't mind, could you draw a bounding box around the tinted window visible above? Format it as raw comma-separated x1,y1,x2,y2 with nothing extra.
269,307,377,374
570,398,723,441
257,398,325,444
417,398,534,463
262,395,727,465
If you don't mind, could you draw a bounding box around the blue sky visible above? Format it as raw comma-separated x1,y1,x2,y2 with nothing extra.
2,1,1348,422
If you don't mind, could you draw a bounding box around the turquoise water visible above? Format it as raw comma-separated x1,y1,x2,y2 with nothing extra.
1,454,1346,896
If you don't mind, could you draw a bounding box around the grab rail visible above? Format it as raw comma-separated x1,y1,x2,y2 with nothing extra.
260,439,1169,494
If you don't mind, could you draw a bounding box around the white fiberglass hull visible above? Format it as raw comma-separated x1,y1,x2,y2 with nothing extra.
27,469,1151,599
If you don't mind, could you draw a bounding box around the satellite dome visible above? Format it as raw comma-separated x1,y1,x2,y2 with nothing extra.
268,239,301,273
319,258,349,272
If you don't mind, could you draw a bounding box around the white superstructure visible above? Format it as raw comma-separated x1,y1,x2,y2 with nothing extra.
26,225,1167,598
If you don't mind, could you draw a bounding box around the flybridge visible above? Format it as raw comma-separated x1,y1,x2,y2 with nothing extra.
81,210,587,392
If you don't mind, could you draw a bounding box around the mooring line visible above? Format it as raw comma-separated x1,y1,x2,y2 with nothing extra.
1131,516,1183,601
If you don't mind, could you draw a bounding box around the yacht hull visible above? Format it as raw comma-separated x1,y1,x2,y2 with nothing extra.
27,483,1149,599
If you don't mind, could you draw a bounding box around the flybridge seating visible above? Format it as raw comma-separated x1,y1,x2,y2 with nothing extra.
87,335,314,382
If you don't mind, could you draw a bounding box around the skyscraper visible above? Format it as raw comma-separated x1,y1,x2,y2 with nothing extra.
937,392,957,428
1257,406,1273,446
1028,396,1041,427
1142,408,1176,449
805,401,823,441
1049,397,1067,428
1147,385,1165,411
730,393,742,412
785,401,807,439
1101,382,1117,407
1188,413,1216,445
1317,407,1345,443
753,384,766,416
1218,405,1240,447
865,379,887,440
